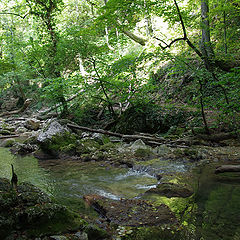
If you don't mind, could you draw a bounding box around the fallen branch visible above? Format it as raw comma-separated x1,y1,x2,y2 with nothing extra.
4,118,26,122
0,99,32,117
196,132,236,142
0,135,19,139
215,165,240,174
67,123,188,148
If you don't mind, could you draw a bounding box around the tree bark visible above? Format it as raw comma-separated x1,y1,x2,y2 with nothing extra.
201,0,215,64
122,29,147,46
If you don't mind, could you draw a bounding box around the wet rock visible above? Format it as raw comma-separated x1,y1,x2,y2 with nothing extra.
24,118,41,131
33,149,56,160
12,142,38,155
156,174,163,181
83,195,177,227
0,178,88,239
146,182,193,198
74,231,88,240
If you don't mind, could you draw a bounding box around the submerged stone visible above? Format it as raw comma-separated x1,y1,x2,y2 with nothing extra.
83,194,177,227
146,182,193,198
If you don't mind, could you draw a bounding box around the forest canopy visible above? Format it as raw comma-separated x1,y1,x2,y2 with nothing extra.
0,0,239,134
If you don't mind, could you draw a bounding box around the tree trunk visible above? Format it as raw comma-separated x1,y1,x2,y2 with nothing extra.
122,29,147,46
200,0,215,69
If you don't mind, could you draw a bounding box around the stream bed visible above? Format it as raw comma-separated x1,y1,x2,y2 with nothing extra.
1,146,240,239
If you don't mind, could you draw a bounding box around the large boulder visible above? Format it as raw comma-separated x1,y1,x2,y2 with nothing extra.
0,178,88,239
36,120,76,158
37,120,71,143
83,194,177,226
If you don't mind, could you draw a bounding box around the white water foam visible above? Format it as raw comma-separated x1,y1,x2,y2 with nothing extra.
115,169,155,181
96,189,121,200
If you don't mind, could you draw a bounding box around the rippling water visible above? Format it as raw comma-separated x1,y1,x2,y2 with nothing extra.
1,146,240,239
0,147,158,210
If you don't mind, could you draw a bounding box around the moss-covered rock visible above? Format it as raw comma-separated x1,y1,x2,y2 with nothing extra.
123,225,184,240
146,182,193,198
134,148,152,158
0,178,106,239
76,139,101,155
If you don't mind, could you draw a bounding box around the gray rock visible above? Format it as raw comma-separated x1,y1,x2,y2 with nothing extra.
37,121,70,143
153,144,171,155
81,132,91,138
50,236,68,240
13,142,38,155
129,139,148,151
74,232,88,240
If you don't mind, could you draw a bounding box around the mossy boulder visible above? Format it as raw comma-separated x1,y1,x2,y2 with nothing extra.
83,195,177,227
37,120,79,157
0,178,97,239
76,138,101,155
146,182,193,198
134,148,152,158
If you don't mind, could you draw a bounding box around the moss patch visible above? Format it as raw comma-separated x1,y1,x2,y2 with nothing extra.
0,178,93,238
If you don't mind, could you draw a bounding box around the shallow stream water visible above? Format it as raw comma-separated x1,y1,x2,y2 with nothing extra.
1,147,240,239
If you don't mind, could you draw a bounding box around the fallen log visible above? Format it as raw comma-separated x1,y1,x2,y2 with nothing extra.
0,99,32,117
0,135,19,139
4,118,26,122
67,123,189,148
67,123,165,143
196,132,237,142
215,165,240,174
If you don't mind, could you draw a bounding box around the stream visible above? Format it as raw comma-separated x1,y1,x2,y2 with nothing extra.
0,147,188,210
1,147,240,239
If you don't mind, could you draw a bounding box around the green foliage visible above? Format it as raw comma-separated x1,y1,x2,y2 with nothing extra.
0,0,239,132
114,103,191,134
